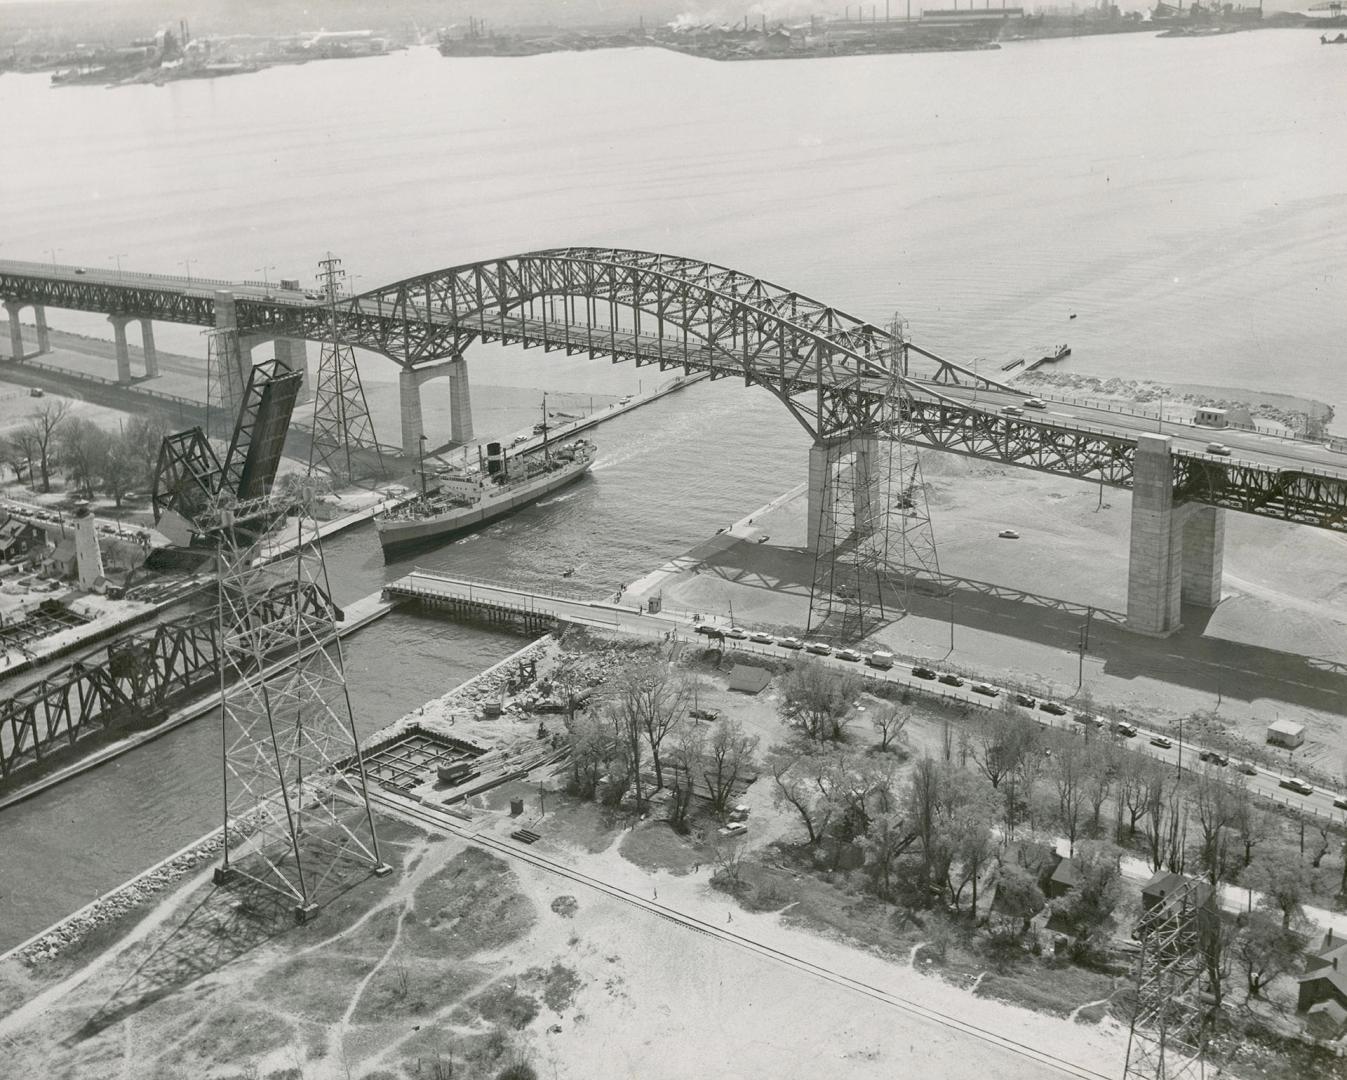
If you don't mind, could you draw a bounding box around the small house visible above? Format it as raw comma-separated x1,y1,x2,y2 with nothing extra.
1194,407,1228,429
45,535,78,579
1299,929,1347,1019
0,515,48,564
1267,718,1306,749
726,664,771,694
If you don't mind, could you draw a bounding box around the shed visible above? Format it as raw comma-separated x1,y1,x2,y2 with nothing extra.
726,664,771,694
1267,718,1306,749
1194,407,1228,429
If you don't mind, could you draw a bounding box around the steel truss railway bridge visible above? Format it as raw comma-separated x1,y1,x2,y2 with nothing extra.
3,247,1346,635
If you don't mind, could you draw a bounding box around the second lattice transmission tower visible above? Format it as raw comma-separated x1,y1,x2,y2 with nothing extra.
310,255,384,483
807,313,941,640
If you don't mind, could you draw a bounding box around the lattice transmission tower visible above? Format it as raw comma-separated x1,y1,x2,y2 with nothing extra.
1123,879,1208,1080
310,255,384,483
212,492,390,921
806,313,940,641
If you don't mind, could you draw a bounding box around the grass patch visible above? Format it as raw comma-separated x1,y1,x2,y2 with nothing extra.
539,797,624,855
975,962,1119,1019
460,978,540,1030
539,962,582,1013
618,819,703,875
165,1002,296,1069
404,848,535,961
351,956,491,1024
256,953,373,1023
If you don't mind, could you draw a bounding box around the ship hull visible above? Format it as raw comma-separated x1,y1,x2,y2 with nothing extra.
376,459,592,556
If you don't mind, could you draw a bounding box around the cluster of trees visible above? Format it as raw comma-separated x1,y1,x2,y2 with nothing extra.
2,401,165,505
564,656,759,829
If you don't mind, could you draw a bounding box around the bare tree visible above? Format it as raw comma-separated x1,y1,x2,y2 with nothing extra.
1234,911,1306,997
871,703,909,753
1051,742,1089,857
667,722,705,831
124,414,169,493
767,747,840,845
1192,769,1241,886
565,709,613,800
17,400,72,493
58,417,109,499
778,658,860,742
1116,754,1154,843
1082,741,1117,836
1246,847,1313,930
701,717,759,815
971,701,1036,790
859,810,918,900
613,661,693,793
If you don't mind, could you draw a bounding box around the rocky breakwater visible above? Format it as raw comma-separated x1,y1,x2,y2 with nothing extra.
12,822,255,968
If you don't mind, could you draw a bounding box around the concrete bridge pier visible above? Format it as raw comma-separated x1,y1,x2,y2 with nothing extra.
273,337,310,405
3,300,50,360
806,433,880,551
398,355,474,458
139,318,158,377
109,315,133,382
4,301,23,361
1125,434,1226,635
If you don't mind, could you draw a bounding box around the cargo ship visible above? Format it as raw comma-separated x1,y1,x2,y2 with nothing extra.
374,403,596,555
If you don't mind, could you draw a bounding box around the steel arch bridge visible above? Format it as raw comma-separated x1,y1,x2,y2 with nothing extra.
3,248,1346,531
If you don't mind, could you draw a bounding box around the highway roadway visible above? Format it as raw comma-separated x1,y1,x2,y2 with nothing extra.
931,383,1347,478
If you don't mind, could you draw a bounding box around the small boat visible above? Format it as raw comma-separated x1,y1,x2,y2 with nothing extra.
1322,33,1347,44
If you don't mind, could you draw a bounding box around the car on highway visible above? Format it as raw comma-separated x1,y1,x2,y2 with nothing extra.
1334,795,1347,811
694,624,718,636
998,529,1020,539
749,631,775,644
1040,701,1067,716
1024,397,1047,409
972,683,999,697
777,636,804,650
804,641,832,656
865,650,895,670
1014,693,1037,708
1150,735,1173,749
689,708,720,723
835,648,862,663
1236,761,1258,776
1198,750,1229,767
724,627,748,640
1280,777,1314,796
1113,721,1138,738
1206,442,1231,456
937,673,964,687
912,666,937,680
1002,405,1023,417
73,266,86,274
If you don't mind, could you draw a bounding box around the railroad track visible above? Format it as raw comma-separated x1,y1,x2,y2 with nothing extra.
368,790,1115,1080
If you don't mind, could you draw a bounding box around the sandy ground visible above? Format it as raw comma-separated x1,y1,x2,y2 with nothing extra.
0,804,1125,1080
630,451,1347,773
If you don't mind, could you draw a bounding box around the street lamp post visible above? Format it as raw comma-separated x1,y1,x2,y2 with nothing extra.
179,258,196,284
255,264,276,295
47,248,62,269
109,252,127,279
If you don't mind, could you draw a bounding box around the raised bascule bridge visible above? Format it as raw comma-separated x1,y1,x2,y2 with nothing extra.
3,247,1345,636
